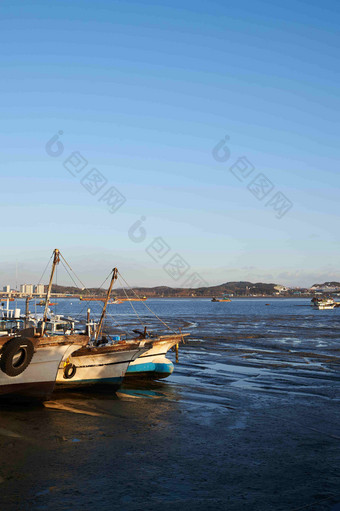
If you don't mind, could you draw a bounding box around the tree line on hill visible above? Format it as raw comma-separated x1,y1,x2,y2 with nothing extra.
45,281,337,298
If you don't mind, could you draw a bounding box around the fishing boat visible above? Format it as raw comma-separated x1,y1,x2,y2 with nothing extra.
0,298,77,337
57,340,149,389
113,297,147,304
0,250,89,402
0,300,25,337
0,298,43,337
79,296,105,301
79,296,117,304
311,297,336,310
56,269,151,389
32,313,83,336
110,281,189,379
57,270,188,387
79,296,146,304
211,295,231,302
125,330,186,379
0,300,21,321
0,318,24,338
110,278,188,380
0,331,88,402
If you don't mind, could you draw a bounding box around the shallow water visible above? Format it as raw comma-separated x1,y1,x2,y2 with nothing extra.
0,298,339,510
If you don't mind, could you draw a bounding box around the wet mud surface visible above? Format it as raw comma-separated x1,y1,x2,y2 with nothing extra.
0,299,339,510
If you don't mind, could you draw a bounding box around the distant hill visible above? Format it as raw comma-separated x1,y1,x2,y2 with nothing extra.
8,280,335,299
312,282,340,288
50,281,283,298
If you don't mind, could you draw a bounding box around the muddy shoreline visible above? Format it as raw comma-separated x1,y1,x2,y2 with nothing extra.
0,303,339,510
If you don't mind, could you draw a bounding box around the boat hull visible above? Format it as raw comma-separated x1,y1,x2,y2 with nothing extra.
56,347,144,388
0,343,83,402
125,339,178,380
0,381,56,403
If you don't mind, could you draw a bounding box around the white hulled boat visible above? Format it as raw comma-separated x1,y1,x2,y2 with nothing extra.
0,333,87,401
56,268,189,387
0,250,89,402
311,297,336,310
125,333,185,379
56,268,150,389
57,339,148,389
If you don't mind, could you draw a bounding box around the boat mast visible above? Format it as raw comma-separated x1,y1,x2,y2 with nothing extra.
41,249,60,336
94,268,118,346
86,308,92,337
25,297,30,329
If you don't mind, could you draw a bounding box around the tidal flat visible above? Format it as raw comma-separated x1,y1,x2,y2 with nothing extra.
0,298,339,511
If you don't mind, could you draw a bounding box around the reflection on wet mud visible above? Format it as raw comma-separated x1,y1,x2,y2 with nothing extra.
44,401,111,417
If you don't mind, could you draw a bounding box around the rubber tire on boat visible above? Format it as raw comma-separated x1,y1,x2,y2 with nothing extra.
63,363,76,379
0,338,34,377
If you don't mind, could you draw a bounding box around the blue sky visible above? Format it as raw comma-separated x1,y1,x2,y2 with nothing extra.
0,0,339,288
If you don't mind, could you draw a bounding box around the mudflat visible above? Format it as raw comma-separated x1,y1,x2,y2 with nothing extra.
0,300,339,510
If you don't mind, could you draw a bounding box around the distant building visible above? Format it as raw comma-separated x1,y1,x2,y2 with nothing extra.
274,285,289,293
2,285,10,293
34,284,45,294
26,284,33,295
20,284,34,295
311,285,340,293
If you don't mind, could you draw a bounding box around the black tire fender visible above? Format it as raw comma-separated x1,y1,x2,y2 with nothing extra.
0,338,34,377
63,363,76,379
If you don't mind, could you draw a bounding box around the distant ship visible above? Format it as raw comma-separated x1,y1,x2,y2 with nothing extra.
113,297,147,304
211,296,231,302
79,296,106,302
311,297,336,310
79,296,147,304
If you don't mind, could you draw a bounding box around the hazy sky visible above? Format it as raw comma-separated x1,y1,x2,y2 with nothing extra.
1,0,339,289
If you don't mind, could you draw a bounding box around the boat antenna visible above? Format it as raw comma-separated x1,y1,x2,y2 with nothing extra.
41,249,60,336
94,268,118,346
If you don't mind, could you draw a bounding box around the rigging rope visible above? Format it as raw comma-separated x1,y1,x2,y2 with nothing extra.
59,253,93,291
102,309,131,338
57,252,180,338
37,253,53,286
118,276,145,329
59,254,112,319
117,271,177,333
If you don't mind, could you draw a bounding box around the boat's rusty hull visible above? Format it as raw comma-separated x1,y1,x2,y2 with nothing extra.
0,333,89,402
0,380,55,403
